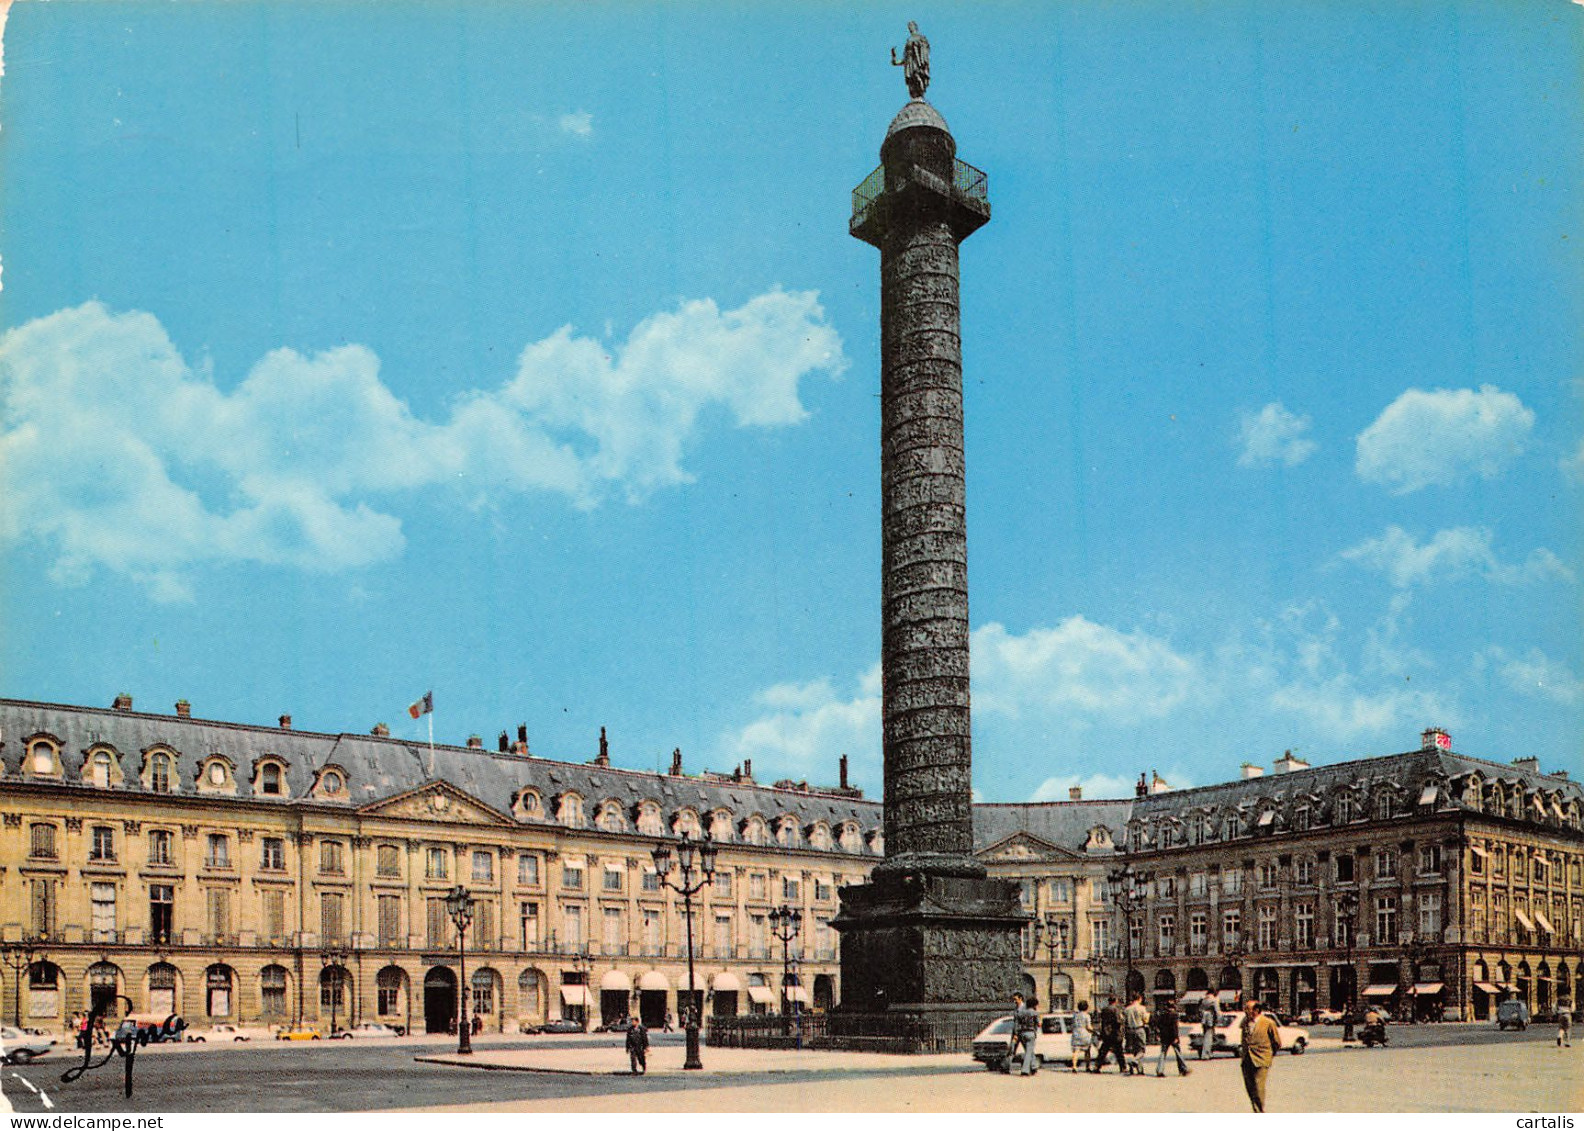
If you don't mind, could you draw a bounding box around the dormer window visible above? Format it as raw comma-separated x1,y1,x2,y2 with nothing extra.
89,752,114,788
28,739,59,776
260,764,283,795
556,793,584,828
322,770,343,796
150,754,172,793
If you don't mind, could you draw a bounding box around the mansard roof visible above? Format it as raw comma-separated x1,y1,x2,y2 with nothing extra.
974,798,1134,854
0,698,881,838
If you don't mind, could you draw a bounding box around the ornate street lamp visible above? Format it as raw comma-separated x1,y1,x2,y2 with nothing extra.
570,943,592,1032
0,938,39,1027
652,831,717,1070
1336,890,1359,1042
1107,865,1144,1002
768,904,803,1032
320,948,350,1037
444,885,475,1055
1031,915,1070,1010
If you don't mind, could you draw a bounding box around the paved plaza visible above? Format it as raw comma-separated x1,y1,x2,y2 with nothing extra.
4,1026,1577,1113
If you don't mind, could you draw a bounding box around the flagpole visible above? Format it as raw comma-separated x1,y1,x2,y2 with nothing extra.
427,710,436,777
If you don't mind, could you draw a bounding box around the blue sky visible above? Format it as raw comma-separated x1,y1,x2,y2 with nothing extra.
2,1,1580,803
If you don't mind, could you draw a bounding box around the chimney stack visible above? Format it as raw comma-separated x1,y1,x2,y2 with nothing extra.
112,693,133,711
518,724,528,745
1512,756,1540,773
1422,727,1452,752
498,731,510,753
743,758,753,781
840,754,849,790
1272,750,1310,775
1069,785,1083,801
669,747,683,776
371,722,390,737
278,714,292,730
467,734,484,749
175,700,191,719
1241,762,1264,779
1135,772,1148,798
594,726,609,767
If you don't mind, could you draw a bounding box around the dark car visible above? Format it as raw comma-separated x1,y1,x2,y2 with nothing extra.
534,1018,586,1034
593,1017,636,1033
1497,1000,1531,1031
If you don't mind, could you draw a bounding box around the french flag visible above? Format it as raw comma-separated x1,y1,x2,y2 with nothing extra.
408,691,433,719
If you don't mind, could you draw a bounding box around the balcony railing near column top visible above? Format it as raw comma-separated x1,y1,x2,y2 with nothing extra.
850,158,990,236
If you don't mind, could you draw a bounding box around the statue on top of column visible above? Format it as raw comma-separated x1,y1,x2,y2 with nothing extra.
891,21,930,100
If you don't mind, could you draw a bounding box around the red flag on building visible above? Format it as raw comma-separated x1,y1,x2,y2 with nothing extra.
408,691,433,719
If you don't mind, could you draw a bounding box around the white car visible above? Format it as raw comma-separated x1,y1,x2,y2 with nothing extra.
1,1025,57,1064
1188,1010,1308,1056
187,1022,272,1042
332,1022,402,1039
971,1013,1074,1070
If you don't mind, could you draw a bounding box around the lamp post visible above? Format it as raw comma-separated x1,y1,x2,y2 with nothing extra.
1031,916,1069,1010
1107,865,1144,1004
570,943,592,1032
1336,891,1359,1042
652,832,716,1071
768,904,802,1031
1086,946,1109,1006
1403,934,1430,1025
444,885,474,1055
0,939,39,1027
320,948,349,1037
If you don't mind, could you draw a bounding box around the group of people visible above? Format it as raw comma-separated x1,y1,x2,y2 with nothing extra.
1008,991,1285,1112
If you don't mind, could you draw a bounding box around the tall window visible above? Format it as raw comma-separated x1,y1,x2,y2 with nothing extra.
261,837,285,871
1190,912,1208,953
750,873,767,900
603,906,624,952
30,823,57,859
426,847,449,880
378,895,402,947
377,968,403,1015
320,840,345,875
30,879,54,937
149,829,173,866
150,884,174,944
1375,895,1398,943
321,893,346,944
1337,795,1357,823
262,889,286,940
149,753,171,793
474,900,495,948
1256,862,1278,890
205,834,230,869
1157,914,1175,956
1293,901,1314,949
90,752,113,787
260,763,283,795
603,866,624,893
783,877,801,902
1221,867,1242,895
750,913,768,957
517,853,539,886
90,825,116,862
91,883,117,941
562,903,584,949
1373,848,1396,880
29,962,60,1018
261,966,288,1017
1221,909,1241,948
642,908,662,955
1295,857,1315,885
642,870,661,893
377,844,401,877
1419,844,1442,875
1418,891,1442,938
520,902,540,950
1091,918,1111,958
473,850,494,883
561,863,584,891
1189,872,1207,897
714,871,733,899
207,888,230,938
1335,907,1352,949
471,970,494,1017
713,913,732,958
1257,905,1277,950
426,898,449,949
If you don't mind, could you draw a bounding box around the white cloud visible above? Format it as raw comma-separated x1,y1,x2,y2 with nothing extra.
972,617,1198,720
0,294,845,599
1338,526,1574,588
718,665,882,784
1029,772,1147,802
1479,647,1584,706
1563,437,1584,480
557,111,593,137
1235,402,1317,468
1355,384,1533,493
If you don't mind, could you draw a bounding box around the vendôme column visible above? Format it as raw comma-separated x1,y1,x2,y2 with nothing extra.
832,23,1026,1046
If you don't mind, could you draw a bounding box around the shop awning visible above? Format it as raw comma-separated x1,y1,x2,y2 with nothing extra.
600,970,632,991
1177,990,1209,1004
560,985,593,1007
711,972,743,993
1534,910,1556,934
1499,983,1521,993
1474,982,1501,994
1513,909,1535,932
784,985,811,1004
1362,984,1398,997
1410,983,1444,996
638,971,670,991
746,986,776,1005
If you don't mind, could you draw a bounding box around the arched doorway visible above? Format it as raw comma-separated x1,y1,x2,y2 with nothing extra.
375,966,409,1029
1050,973,1074,1013
261,965,290,1022
638,971,669,1028
1019,971,1038,1006
28,961,62,1023
1292,968,1317,1018
1253,968,1280,1012
1126,969,1146,1001
319,964,350,1032
711,972,741,1018
1330,964,1356,1012
86,962,122,1018
1472,959,1493,1020
424,966,457,1034
471,968,499,1034
146,962,179,1019
1217,965,1242,1009
1153,968,1177,1010
1537,962,1552,1015
1517,961,1532,1009
206,964,235,1018
1185,968,1210,992
517,968,545,1030
600,970,632,1026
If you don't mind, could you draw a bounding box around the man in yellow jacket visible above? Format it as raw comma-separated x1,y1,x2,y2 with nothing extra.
1238,997,1282,1112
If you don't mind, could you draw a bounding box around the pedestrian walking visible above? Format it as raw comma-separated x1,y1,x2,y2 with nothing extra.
1011,992,1039,1076
625,1017,649,1074
1153,998,1191,1077
1558,1010,1573,1048
1070,1000,1094,1072
1198,1003,1217,1060
1093,995,1126,1073
1238,997,1282,1113
1123,993,1151,1076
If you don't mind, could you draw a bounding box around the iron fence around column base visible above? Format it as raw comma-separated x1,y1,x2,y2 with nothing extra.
707,1011,987,1054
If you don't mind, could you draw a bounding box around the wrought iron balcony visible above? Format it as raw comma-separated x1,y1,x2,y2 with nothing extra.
850,158,990,243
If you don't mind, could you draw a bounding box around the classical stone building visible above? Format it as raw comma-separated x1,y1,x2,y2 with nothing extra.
1112,732,1584,1023
0,696,882,1034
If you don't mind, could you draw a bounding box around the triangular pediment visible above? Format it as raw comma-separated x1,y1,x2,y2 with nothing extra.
360,780,515,826
977,831,1082,862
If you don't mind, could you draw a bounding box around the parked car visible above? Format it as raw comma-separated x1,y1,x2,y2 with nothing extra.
970,1013,1074,1071
188,1022,268,1042
333,1022,402,1039
275,1026,323,1041
0,1025,57,1064
593,1017,636,1033
123,1013,187,1044
1309,1008,1345,1024
534,1018,587,1034
1497,1000,1531,1031
1188,1011,1308,1056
